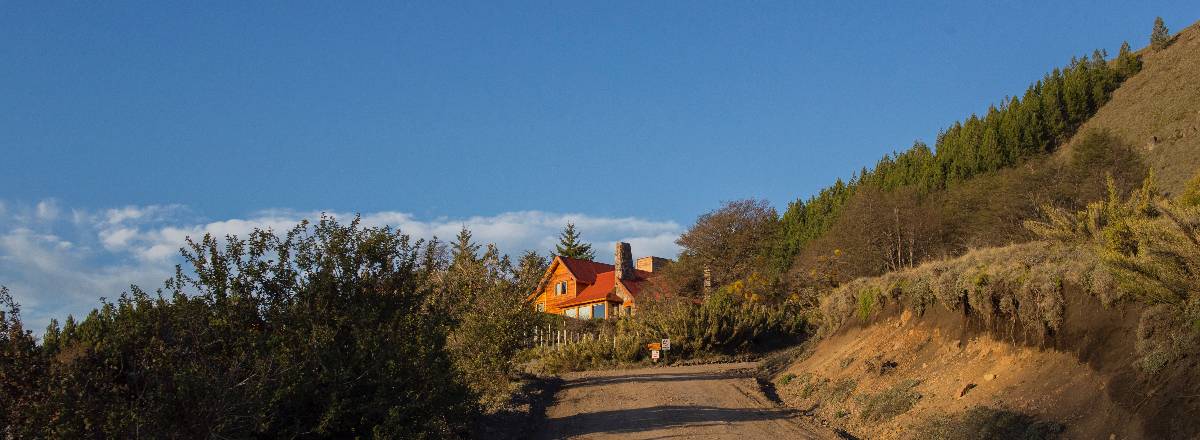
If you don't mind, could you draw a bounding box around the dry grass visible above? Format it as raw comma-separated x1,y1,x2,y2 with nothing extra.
820,242,1112,338
1059,20,1200,194
909,406,1065,440
858,379,922,422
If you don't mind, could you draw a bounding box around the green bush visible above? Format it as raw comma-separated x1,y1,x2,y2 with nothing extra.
527,328,647,374
856,287,879,321
524,287,810,373
2,217,543,438
634,288,808,358
777,373,798,386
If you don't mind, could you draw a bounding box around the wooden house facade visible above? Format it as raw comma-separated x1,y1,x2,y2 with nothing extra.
527,242,669,319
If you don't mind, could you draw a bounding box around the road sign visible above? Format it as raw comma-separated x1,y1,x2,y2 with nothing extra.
651,349,660,360
646,342,661,351
661,338,671,351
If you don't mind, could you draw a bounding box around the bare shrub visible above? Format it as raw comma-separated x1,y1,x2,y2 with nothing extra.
859,379,922,422
910,406,1064,440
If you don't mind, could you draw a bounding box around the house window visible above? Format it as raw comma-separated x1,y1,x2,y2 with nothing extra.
536,303,545,312
578,305,592,319
592,303,605,319
565,308,577,318
624,306,632,316
555,281,568,295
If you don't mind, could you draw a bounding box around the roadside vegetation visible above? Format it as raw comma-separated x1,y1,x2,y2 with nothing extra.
819,170,1200,369
1,218,547,438
525,287,809,374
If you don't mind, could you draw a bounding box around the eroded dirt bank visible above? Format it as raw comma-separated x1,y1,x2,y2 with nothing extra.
772,297,1200,439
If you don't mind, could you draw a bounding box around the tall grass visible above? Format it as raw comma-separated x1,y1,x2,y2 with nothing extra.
821,242,1098,340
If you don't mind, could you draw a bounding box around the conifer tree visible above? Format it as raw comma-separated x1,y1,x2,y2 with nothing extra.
554,222,595,260
1115,41,1142,79
513,250,549,294
1151,16,1171,49
1180,171,1200,208
451,225,481,267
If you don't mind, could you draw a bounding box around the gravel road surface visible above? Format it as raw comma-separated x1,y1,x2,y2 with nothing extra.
535,362,837,439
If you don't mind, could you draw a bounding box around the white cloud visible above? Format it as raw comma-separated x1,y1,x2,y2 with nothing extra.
100,227,138,251
35,199,59,221
0,201,682,334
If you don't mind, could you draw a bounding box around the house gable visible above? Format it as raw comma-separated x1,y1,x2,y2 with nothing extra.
529,245,670,318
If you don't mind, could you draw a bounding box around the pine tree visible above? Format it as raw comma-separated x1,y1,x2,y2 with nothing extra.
554,222,595,260
451,226,481,267
1040,69,1069,142
1115,41,1142,79
513,250,549,294
1151,16,1171,50
1180,171,1200,208
1088,49,1114,107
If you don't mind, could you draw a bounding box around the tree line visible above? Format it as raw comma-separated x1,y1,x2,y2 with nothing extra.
772,42,1144,271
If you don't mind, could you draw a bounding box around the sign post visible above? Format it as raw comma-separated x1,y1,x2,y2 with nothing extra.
647,342,661,363
661,338,671,351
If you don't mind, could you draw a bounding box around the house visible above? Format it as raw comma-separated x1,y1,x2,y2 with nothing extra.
528,242,670,319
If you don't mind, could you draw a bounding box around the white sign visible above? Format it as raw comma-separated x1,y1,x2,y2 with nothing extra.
661,338,671,351
651,349,660,360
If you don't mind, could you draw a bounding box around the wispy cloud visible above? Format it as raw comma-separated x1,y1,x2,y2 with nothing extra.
35,199,60,221
0,200,682,333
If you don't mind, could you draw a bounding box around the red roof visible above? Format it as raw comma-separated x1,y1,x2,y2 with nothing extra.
557,256,613,284
551,261,655,308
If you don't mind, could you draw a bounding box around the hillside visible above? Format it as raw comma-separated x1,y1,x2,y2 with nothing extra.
770,20,1200,440
772,243,1196,439
1061,21,1200,194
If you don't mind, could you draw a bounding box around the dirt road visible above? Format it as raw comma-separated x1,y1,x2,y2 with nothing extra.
535,362,837,440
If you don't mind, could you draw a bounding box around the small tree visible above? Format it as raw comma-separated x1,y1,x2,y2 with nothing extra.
445,244,539,410
554,222,595,260
1179,170,1200,208
1151,17,1171,50
1115,41,1142,79
513,250,549,294
676,199,779,289
451,225,481,267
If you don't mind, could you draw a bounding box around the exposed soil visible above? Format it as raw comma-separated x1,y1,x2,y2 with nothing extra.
774,289,1200,439
534,362,837,439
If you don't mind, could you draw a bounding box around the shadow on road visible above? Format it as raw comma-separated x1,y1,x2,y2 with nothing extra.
565,371,748,389
543,405,798,438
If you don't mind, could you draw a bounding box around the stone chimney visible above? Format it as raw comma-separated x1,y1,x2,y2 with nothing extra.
636,256,669,273
703,266,713,294
614,242,634,280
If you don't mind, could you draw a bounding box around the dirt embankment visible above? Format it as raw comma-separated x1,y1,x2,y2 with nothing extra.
773,290,1200,439
534,362,837,440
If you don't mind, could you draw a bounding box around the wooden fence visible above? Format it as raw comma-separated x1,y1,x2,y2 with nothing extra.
528,324,613,349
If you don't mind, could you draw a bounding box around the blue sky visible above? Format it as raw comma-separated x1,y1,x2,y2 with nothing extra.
0,2,1196,329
